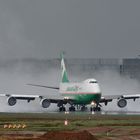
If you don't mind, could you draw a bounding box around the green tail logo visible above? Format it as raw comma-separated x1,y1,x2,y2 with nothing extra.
60,53,69,83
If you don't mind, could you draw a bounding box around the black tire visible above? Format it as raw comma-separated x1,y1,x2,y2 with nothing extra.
59,106,66,112
69,106,75,112
90,107,101,112
81,106,87,111
90,107,93,112
59,107,62,112
62,107,66,112
97,107,101,112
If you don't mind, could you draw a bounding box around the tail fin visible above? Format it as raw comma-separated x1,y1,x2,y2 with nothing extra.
60,52,69,83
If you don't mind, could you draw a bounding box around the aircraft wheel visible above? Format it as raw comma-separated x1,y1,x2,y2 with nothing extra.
81,106,87,111
97,107,101,112
90,107,93,112
59,106,66,112
90,107,101,112
69,106,75,112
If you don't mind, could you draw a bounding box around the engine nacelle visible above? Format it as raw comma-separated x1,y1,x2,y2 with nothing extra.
117,98,127,108
40,99,50,108
7,96,17,106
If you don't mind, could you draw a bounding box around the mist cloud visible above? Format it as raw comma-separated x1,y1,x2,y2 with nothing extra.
0,60,139,112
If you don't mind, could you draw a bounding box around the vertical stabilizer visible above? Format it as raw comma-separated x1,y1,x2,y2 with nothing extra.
60,53,69,83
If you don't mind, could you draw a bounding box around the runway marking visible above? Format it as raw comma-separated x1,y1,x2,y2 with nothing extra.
3,124,27,129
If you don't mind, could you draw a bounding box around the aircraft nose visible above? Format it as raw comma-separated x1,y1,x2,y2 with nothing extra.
94,84,101,93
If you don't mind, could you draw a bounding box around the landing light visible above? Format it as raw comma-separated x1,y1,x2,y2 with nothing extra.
64,97,69,100
91,101,96,106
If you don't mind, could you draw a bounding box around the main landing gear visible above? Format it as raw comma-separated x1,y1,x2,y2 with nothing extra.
90,106,101,112
69,105,88,112
58,102,101,112
90,101,101,112
69,106,75,111
59,105,76,112
81,106,87,111
59,106,66,112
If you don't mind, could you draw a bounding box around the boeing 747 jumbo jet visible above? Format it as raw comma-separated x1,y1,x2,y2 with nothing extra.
1,53,140,112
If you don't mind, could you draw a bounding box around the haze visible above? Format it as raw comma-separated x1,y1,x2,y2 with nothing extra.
0,0,140,59
0,61,139,112
0,0,139,112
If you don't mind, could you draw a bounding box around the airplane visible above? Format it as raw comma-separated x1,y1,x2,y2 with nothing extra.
1,53,140,112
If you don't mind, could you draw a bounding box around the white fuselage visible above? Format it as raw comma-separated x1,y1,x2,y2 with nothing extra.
59,79,101,95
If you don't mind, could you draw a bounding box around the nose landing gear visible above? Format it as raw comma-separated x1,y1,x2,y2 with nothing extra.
90,101,101,112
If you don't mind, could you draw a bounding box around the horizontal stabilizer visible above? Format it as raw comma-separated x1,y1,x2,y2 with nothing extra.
27,84,59,90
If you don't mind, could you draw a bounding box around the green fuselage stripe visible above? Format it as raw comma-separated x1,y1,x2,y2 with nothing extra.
63,93,101,105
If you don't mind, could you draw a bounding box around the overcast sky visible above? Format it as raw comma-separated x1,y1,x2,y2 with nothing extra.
0,0,140,59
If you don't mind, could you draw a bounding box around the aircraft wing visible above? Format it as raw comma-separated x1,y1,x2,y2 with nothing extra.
100,94,140,106
27,84,59,90
0,93,74,107
0,94,40,101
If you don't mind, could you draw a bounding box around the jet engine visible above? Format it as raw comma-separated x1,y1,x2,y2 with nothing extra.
117,98,127,108
7,96,17,106
40,99,50,108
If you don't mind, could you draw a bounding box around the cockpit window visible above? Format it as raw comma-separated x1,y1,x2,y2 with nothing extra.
89,81,97,83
